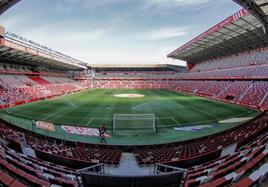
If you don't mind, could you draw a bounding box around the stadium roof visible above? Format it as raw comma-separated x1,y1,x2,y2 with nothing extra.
88,64,169,68
167,8,268,63
234,0,268,32
0,0,20,15
89,63,186,72
0,26,87,70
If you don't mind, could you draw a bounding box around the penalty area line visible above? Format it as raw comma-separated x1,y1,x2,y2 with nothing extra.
86,118,94,126
86,117,111,125
191,106,220,120
41,107,69,121
170,116,180,125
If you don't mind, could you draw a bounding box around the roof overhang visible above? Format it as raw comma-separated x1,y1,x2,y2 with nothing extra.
0,27,87,70
233,0,268,33
0,0,20,15
89,63,187,72
0,40,87,70
88,64,168,69
167,8,268,63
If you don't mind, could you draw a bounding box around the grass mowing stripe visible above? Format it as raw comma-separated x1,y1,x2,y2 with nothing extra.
0,89,261,145
2,89,259,129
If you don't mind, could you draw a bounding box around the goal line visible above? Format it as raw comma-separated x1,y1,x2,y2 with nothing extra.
112,114,156,134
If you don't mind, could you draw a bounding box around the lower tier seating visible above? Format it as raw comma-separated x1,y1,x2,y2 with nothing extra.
0,75,88,108
0,143,77,187
185,132,268,187
134,112,268,165
0,121,122,166
0,113,267,186
89,79,268,110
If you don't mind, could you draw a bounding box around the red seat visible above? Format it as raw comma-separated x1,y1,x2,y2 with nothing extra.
10,180,27,187
22,173,38,185
211,177,231,187
232,177,254,187
200,182,215,187
0,172,14,186
253,153,266,165
36,179,51,187
15,169,26,177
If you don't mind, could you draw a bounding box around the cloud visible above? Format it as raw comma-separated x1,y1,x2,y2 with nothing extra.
142,0,213,15
141,27,188,40
55,29,112,43
1,15,187,64
56,0,212,14
0,0,214,66
0,16,27,31
57,0,125,12
145,0,212,6
61,0,211,8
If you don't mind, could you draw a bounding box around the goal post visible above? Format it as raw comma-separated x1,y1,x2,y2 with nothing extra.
112,114,156,134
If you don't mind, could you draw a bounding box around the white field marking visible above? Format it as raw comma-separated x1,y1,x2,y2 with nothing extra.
41,107,70,120
190,106,220,119
114,94,145,98
86,118,94,126
88,117,111,125
219,117,253,123
41,103,82,121
170,116,180,125
91,117,111,120
156,117,174,120
158,111,254,128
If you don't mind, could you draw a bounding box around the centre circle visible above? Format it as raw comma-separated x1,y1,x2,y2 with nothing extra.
113,94,145,98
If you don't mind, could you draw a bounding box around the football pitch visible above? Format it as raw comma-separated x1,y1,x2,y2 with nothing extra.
0,89,260,145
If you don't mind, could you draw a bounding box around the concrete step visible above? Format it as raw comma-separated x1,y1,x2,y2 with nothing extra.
105,152,154,175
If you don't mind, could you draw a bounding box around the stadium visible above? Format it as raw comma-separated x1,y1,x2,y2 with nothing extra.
0,0,268,187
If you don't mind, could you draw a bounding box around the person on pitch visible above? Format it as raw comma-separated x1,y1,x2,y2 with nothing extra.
102,124,107,132
99,125,107,143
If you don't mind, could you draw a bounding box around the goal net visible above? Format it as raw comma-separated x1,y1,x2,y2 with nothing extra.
113,114,156,134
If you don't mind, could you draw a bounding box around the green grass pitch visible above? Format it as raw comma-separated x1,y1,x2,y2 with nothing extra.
0,89,260,145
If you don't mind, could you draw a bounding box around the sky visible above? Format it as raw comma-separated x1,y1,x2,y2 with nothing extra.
0,0,242,66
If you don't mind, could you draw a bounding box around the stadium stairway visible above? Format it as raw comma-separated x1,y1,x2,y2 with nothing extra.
106,153,154,175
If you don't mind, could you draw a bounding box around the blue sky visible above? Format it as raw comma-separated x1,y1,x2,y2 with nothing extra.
0,0,241,65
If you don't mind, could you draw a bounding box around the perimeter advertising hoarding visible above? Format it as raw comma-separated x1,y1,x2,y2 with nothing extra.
62,125,111,138
36,121,55,132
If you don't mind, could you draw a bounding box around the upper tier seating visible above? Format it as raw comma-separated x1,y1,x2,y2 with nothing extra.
0,63,69,77
95,64,268,80
189,48,268,72
178,65,268,80
95,70,179,79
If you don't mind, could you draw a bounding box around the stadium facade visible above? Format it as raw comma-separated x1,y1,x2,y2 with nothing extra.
0,0,268,187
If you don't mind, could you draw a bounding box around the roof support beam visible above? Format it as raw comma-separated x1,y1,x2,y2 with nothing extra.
234,0,268,34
